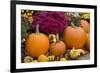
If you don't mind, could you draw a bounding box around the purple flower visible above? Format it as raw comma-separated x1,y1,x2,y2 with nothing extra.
32,11,68,34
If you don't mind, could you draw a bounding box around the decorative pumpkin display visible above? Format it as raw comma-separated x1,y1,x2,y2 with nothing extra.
50,34,66,56
25,25,50,58
63,26,87,49
21,11,90,63
86,33,90,51
80,20,90,32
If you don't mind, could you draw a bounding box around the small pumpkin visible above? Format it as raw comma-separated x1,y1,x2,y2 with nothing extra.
60,58,67,61
38,55,48,62
86,33,90,51
63,26,87,49
50,34,66,56
25,25,50,58
80,20,90,32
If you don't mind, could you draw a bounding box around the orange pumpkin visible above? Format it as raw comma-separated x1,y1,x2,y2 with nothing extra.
86,33,90,51
50,40,66,56
80,20,90,32
63,26,87,49
25,33,49,58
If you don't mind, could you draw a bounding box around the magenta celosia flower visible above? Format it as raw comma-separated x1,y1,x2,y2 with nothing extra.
32,11,68,34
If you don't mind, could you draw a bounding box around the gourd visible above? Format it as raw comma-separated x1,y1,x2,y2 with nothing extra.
50,34,66,56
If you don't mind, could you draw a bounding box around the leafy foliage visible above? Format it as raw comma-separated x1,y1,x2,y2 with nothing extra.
21,16,31,39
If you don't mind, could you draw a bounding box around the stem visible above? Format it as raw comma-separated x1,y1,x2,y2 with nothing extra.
56,33,59,41
36,24,39,33
71,22,76,28
72,47,75,50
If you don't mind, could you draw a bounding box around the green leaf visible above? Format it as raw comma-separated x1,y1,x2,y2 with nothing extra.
21,16,31,39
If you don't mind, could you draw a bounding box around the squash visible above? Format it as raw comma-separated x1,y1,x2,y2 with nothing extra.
80,20,90,32
50,40,66,56
38,55,48,62
25,25,50,58
50,34,66,56
63,26,87,49
69,47,86,59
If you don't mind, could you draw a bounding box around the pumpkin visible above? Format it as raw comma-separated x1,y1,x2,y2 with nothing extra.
80,20,90,32
25,25,49,58
63,26,87,49
25,33,49,58
60,58,67,61
86,33,90,51
38,55,48,62
50,40,66,56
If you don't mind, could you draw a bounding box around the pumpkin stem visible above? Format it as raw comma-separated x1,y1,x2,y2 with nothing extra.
36,24,39,33
69,13,81,27
56,33,59,41
72,47,75,50
71,22,76,28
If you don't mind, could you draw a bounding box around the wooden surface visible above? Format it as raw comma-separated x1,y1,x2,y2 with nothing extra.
78,53,90,60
